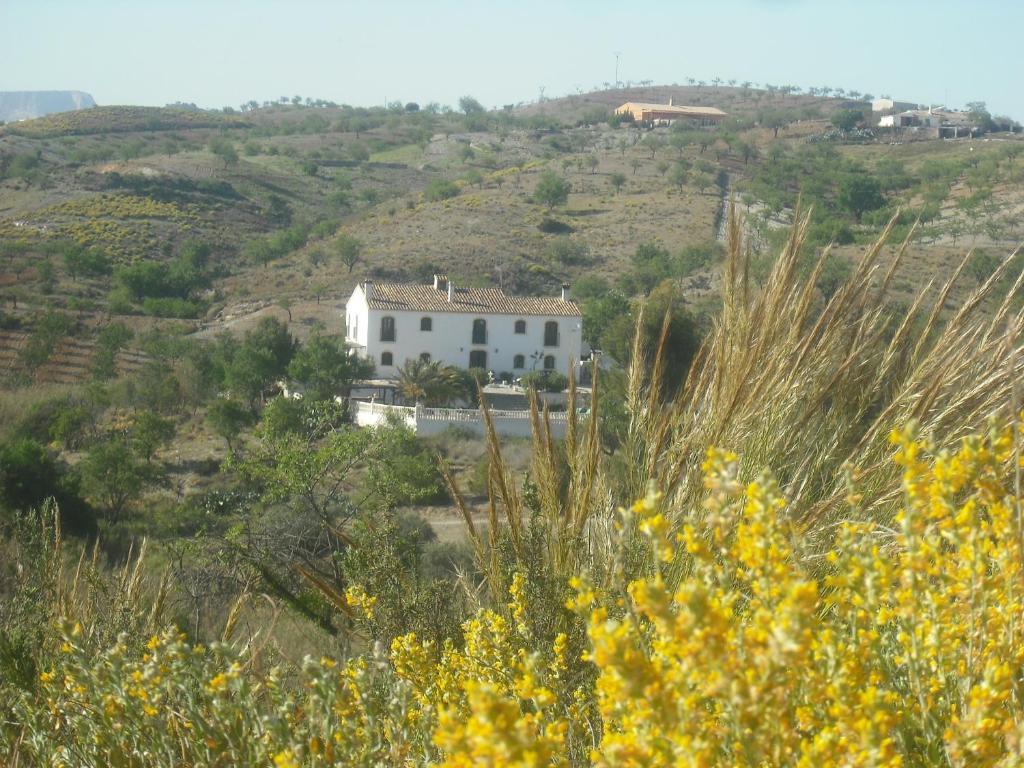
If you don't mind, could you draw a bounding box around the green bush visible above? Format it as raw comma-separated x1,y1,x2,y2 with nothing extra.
837,175,885,221
546,237,590,266
242,223,311,267
63,244,112,280
19,312,73,371
518,370,568,392
141,297,204,318
49,403,94,450
423,179,459,202
831,109,863,131
0,439,95,535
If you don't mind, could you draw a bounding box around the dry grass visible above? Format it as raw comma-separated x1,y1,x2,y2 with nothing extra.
0,383,78,440
638,206,1024,533
458,205,1024,598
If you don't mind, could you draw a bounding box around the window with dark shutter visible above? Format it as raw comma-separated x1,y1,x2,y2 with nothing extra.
544,321,559,347
472,319,487,344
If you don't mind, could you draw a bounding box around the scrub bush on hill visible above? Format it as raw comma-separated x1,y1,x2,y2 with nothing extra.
423,179,459,202
17,311,75,374
111,240,214,317
242,222,316,268
0,439,95,535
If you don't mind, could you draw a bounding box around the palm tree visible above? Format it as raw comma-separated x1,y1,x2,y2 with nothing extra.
397,359,466,406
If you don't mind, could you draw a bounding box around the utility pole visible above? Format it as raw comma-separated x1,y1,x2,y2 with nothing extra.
614,52,622,87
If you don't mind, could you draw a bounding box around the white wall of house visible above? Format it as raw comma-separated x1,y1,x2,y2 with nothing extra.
345,286,582,378
344,286,369,349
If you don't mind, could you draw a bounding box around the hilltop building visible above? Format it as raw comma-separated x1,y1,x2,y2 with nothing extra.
878,106,976,137
615,99,727,126
344,275,582,379
878,108,943,129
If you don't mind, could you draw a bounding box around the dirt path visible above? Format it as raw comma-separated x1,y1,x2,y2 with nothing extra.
193,298,346,341
715,172,732,242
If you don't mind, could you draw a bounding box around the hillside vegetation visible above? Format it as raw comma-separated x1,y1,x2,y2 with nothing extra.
5,55,1024,767
4,209,1024,764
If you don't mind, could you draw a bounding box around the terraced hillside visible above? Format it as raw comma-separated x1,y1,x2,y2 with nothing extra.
0,329,147,384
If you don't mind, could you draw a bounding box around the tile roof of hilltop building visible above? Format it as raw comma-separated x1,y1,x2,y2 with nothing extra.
615,101,728,121
362,280,580,316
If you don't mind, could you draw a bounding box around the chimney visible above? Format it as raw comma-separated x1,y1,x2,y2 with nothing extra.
433,273,449,292
363,280,373,301
447,281,455,302
561,283,571,301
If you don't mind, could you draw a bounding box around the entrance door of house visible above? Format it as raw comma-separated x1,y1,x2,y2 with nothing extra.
469,350,487,369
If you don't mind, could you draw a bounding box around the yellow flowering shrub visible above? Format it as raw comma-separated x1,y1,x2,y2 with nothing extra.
4,423,1024,765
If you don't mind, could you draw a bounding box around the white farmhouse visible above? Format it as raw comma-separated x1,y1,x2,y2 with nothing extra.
344,275,582,378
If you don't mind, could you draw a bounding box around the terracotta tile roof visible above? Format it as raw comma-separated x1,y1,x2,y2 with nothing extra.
617,102,728,118
365,283,580,317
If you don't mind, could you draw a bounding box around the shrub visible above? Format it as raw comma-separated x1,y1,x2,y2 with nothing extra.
48,403,94,449
423,179,459,202
532,170,570,209
207,136,238,165
830,109,863,131
675,242,722,275
607,111,633,128
545,237,590,266
837,175,884,221
518,370,568,392
242,223,310,268
0,439,95,535
19,311,73,372
140,297,201,318
63,244,112,280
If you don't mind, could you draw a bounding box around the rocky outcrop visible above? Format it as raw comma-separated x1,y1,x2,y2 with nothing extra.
0,91,96,122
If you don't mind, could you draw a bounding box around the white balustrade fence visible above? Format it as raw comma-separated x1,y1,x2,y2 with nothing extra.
353,400,571,438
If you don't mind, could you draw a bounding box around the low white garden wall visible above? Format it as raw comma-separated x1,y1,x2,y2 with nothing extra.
352,401,569,438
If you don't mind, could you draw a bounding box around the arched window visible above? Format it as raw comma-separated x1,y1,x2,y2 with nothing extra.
513,354,525,369
380,351,394,366
472,318,487,344
543,321,559,347
544,355,556,370
469,350,487,369
380,316,396,342
514,319,526,334
420,316,432,331
419,352,431,362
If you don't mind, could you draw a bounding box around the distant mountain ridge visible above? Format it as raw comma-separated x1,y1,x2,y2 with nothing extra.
0,90,96,122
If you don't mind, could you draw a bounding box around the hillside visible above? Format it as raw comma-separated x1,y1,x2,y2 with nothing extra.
2,88,1024,759
515,83,851,123
0,86,1021,369
0,90,95,123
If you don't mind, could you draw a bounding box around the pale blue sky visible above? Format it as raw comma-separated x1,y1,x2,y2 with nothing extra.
2,0,1022,119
